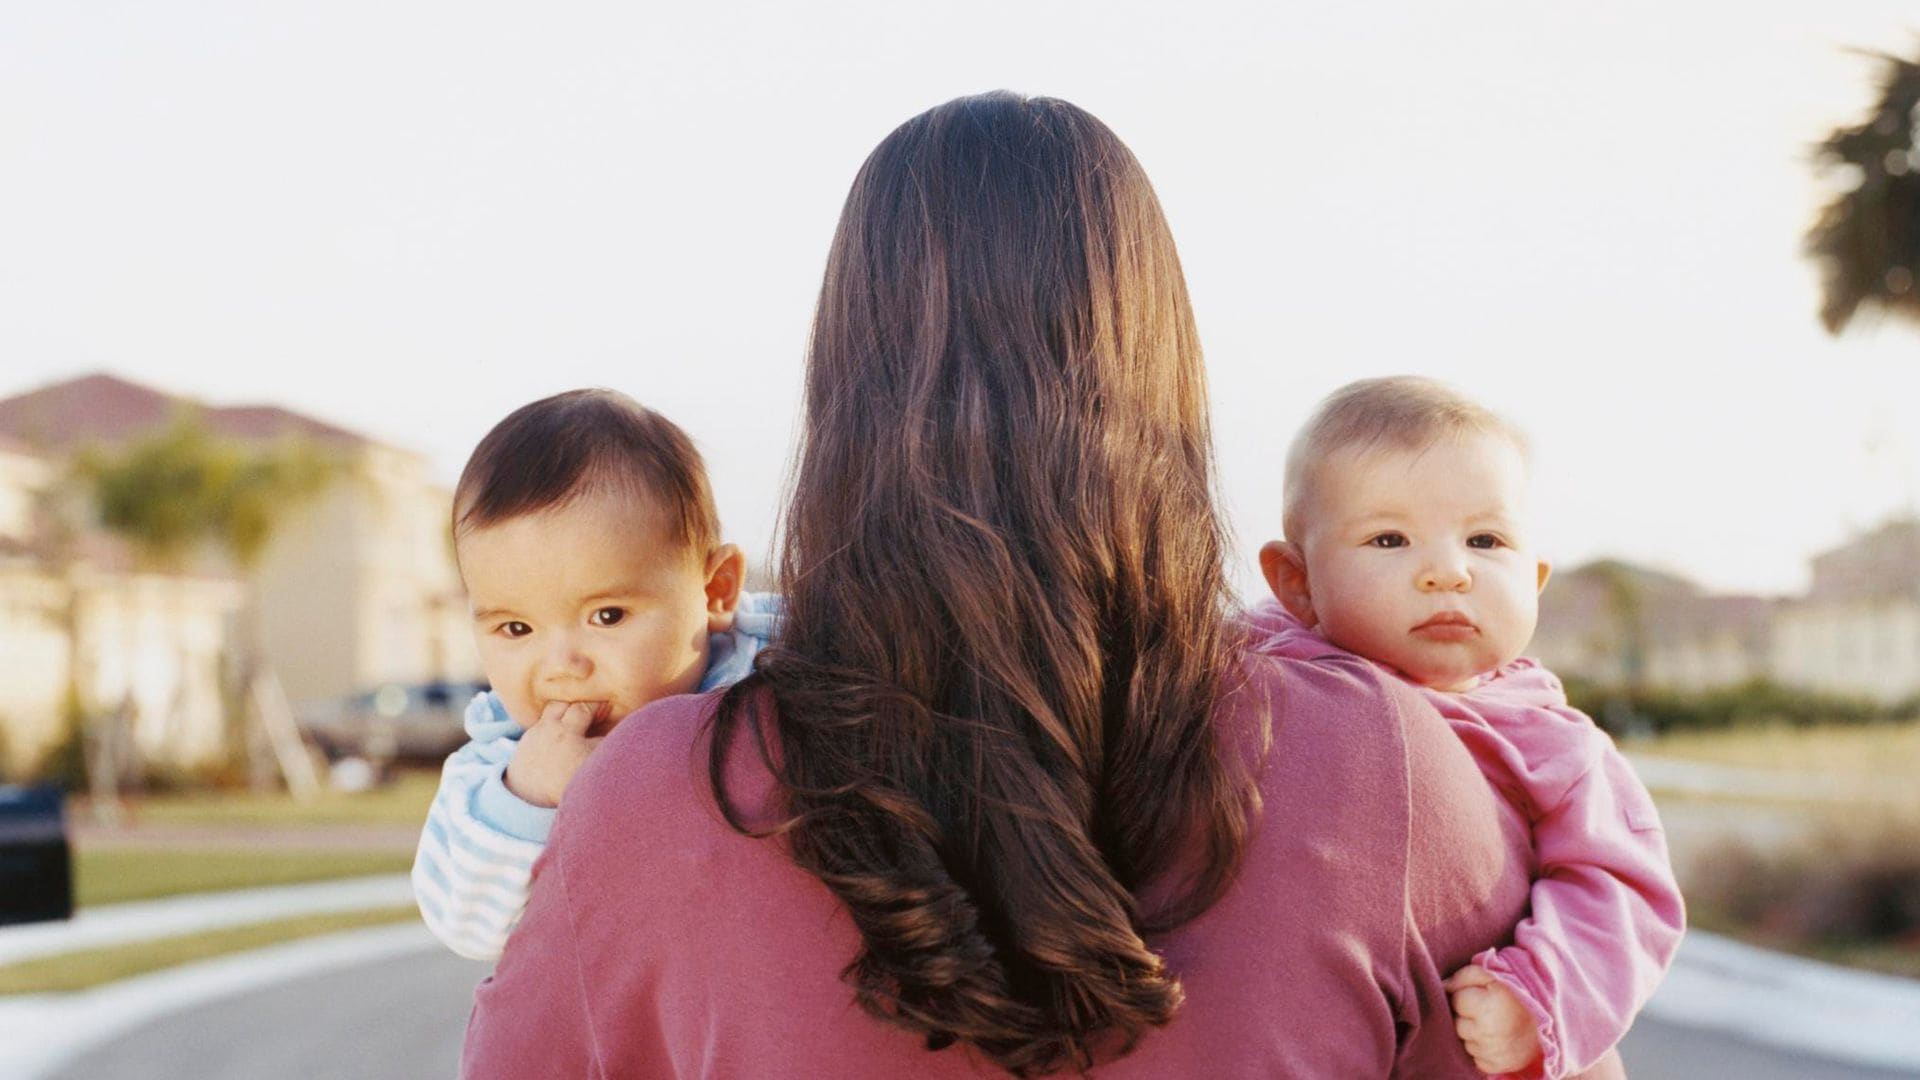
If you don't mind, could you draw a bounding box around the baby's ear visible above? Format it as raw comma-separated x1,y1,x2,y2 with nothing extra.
1259,540,1317,627
703,544,746,633
1535,559,1552,595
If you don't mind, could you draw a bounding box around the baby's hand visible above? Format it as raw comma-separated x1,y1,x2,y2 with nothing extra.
502,701,604,809
1444,964,1541,1076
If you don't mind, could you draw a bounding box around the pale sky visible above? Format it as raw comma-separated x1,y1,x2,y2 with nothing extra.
5,1,1919,598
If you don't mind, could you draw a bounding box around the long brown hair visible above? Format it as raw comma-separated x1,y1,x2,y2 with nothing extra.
711,92,1252,1075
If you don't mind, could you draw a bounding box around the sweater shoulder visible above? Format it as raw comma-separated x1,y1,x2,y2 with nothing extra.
553,690,749,859
1235,647,1425,791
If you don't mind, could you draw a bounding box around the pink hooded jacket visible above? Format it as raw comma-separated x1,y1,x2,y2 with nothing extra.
1244,599,1685,1079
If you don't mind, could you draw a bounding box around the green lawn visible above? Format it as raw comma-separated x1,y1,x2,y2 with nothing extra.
75,847,414,907
0,906,424,994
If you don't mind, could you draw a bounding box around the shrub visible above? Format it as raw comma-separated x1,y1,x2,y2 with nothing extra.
1690,816,1920,949
1564,678,1909,737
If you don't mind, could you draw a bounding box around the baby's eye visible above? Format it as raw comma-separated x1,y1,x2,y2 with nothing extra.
1467,533,1504,550
498,621,532,639
591,607,627,627
1367,533,1408,549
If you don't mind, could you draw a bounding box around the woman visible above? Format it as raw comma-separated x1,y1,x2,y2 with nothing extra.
462,92,1533,1077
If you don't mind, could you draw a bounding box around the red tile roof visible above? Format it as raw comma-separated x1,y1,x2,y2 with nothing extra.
0,432,44,458
0,372,369,452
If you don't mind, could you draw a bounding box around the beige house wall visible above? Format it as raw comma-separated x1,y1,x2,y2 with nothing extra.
1773,599,1920,704
78,571,244,766
251,444,477,709
0,569,69,772
1644,630,1763,692
1528,625,1631,686
0,450,51,541
0,567,241,773
250,483,363,706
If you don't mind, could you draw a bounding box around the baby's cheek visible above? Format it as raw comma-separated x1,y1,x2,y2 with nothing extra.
1324,591,1398,646
1321,610,1402,670
494,688,539,729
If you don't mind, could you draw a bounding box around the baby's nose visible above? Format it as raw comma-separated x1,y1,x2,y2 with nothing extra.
541,637,594,678
1418,565,1471,592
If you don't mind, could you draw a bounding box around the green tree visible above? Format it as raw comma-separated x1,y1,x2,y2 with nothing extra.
1807,49,1920,334
74,413,334,574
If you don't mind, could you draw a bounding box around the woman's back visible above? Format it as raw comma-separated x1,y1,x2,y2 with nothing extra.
462,649,1531,1078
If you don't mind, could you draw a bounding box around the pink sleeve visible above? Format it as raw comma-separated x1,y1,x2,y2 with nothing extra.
460,821,603,1078
1473,747,1685,1079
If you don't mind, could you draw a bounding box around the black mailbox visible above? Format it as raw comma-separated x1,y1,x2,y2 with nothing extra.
0,786,73,926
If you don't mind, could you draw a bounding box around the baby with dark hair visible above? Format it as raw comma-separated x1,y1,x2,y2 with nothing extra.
411,389,775,960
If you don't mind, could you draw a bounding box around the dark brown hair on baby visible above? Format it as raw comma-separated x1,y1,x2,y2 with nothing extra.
452,388,719,557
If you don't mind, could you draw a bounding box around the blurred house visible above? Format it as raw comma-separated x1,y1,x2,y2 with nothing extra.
0,373,477,773
1771,518,1920,704
1640,593,1776,691
1530,560,1772,690
1534,520,1920,702
0,435,243,771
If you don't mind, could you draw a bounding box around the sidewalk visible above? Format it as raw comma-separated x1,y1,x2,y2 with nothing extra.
4,873,1920,1078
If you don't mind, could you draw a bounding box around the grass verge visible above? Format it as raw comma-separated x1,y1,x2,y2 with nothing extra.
0,906,422,995
76,848,413,907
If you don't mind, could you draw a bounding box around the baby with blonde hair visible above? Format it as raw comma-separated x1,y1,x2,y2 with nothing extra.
1250,376,1684,1079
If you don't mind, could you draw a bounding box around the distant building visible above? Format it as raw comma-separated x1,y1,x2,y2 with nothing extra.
1529,560,1773,690
1533,520,1920,703
1771,518,1920,703
1641,593,1775,692
0,373,478,774
0,438,243,772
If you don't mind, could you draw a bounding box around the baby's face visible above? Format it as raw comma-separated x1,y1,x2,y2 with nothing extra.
1288,434,1549,691
458,491,718,732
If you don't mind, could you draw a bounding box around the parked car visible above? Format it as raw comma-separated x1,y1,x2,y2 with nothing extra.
298,679,490,766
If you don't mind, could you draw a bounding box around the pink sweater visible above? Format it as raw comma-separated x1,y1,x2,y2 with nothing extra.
1243,601,1686,1078
462,650,1541,1078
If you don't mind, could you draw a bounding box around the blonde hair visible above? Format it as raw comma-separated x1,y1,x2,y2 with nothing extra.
1282,376,1527,540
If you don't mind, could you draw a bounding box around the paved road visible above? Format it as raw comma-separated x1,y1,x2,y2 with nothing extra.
44,948,1918,1080
1620,1018,1920,1079
46,948,488,1080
